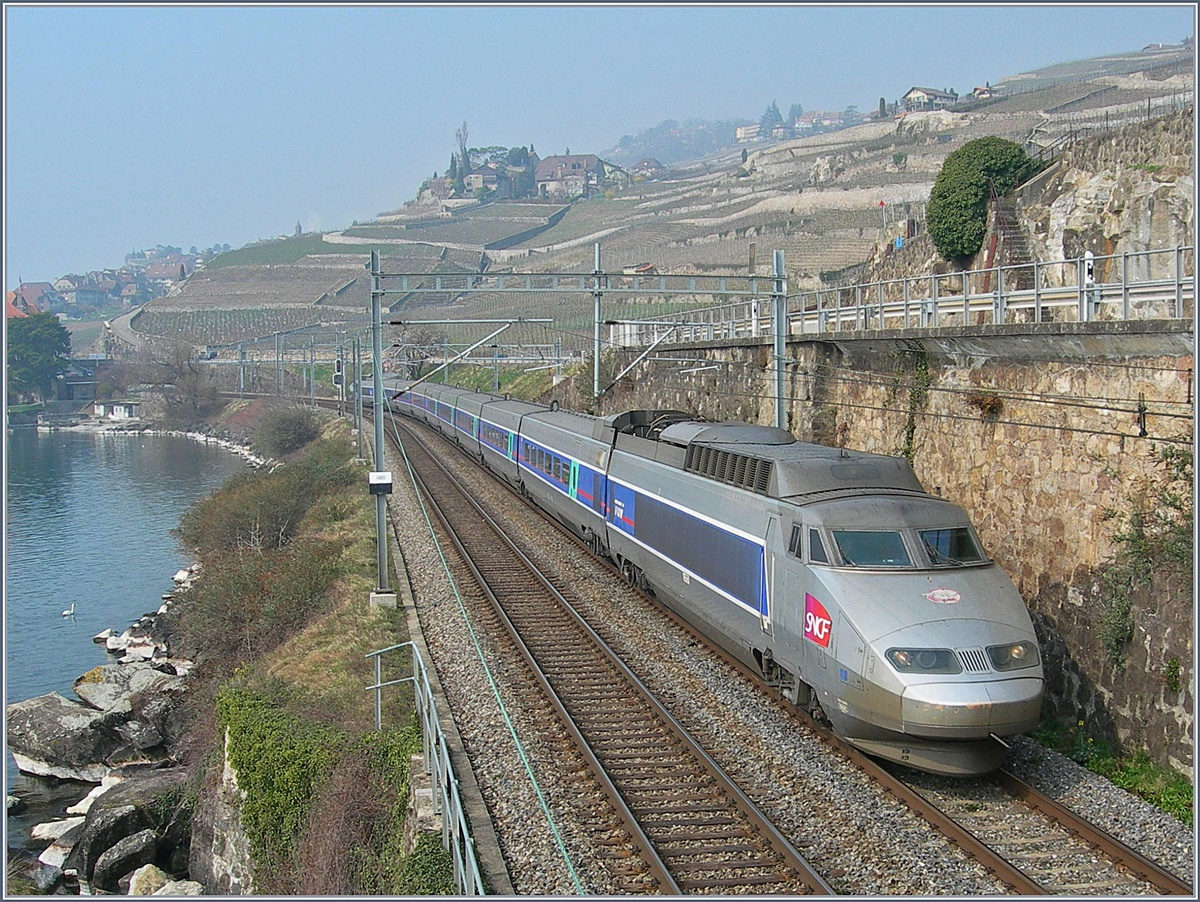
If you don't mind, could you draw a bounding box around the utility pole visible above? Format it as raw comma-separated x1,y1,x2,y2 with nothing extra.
369,252,395,606
772,250,788,431
592,242,604,398
353,336,364,447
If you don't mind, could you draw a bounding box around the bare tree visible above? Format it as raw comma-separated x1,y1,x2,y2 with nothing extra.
135,340,223,424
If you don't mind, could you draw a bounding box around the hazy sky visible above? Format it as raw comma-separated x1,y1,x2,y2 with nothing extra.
4,3,1195,283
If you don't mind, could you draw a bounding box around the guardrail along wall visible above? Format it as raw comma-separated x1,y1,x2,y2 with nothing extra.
613,246,1193,347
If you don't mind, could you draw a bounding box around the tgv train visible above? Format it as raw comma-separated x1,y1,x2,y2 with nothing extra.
381,378,1044,775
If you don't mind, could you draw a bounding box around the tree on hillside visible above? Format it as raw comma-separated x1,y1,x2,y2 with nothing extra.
926,136,1038,262
456,121,470,174
787,102,804,123
760,100,784,134
6,312,71,402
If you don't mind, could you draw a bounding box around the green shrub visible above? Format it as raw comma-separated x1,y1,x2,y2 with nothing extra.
216,686,343,884
174,436,359,556
1033,717,1193,826
254,407,322,456
926,137,1038,262
176,537,343,665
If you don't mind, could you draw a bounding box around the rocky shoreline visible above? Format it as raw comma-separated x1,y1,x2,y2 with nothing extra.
6,426,267,895
6,565,208,894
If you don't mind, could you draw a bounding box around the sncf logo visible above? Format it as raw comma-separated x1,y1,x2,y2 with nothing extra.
804,593,832,647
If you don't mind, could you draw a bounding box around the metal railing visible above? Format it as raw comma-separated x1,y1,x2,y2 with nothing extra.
366,641,486,895
613,246,1193,347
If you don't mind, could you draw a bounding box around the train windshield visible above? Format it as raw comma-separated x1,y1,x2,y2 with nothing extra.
919,527,986,566
831,530,912,568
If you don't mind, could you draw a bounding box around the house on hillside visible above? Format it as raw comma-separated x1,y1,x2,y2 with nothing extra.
464,162,512,197
902,86,959,112
534,154,628,198
10,282,63,315
736,124,761,143
53,276,107,309
7,290,34,317
632,158,668,181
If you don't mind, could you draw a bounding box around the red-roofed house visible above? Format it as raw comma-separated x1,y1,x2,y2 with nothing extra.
534,154,628,198
13,282,62,313
7,290,31,318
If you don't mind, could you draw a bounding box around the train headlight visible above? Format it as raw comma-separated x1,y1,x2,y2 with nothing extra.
987,641,1040,671
885,648,961,674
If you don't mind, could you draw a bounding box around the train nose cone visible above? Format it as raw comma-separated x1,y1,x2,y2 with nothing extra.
901,678,1043,739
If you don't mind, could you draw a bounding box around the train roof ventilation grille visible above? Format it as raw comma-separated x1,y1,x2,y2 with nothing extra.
684,445,773,495
957,648,991,674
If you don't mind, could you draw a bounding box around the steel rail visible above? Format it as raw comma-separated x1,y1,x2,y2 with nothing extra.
995,769,1193,895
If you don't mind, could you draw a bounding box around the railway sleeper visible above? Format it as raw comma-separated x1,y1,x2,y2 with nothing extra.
676,874,800,889
658,829,754,842
638,815,740,828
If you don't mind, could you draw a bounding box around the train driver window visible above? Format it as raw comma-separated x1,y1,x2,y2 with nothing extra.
831,530,912,567
788,525,802,557
809,529,829,564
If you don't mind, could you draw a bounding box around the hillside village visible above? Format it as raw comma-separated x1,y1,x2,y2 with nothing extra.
6,243,231,321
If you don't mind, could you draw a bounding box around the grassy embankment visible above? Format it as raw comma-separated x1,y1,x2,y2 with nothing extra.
168,402,454,894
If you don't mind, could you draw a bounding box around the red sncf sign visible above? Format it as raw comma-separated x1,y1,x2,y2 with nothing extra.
804,593,832,647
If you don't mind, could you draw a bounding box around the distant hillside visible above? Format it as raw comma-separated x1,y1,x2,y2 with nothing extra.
136,44,1191,353
603,118,752,167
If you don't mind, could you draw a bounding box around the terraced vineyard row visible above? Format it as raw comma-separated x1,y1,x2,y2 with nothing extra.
131,307,362,346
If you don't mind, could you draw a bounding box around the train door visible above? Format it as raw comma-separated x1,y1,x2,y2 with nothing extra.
569,460,579,501
835,615,866,692
762,517,779,637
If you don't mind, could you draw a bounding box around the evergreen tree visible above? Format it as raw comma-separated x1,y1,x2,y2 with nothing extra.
7,312,71,402
760,100,784,134
787,102,804,122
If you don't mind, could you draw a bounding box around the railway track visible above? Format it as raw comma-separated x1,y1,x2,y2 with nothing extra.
392,417,833,895
889,766,1193,896
374,408,1190,896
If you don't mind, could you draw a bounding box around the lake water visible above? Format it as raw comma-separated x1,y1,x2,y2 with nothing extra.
4,428,247,830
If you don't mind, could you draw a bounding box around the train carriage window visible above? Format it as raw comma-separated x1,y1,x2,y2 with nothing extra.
809,529,829,564
919,527,985,565
831,530,910,567
788,525,802,557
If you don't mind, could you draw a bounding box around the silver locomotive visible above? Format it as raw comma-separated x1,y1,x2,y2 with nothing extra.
385,379,1044,775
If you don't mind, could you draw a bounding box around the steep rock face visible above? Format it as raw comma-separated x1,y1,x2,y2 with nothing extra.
188,733,254,894
855,110,1193,288
1018,112,1193,277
